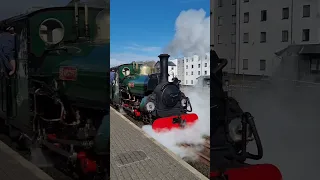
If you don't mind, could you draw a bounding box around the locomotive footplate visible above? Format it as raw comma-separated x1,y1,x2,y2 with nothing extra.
152,113,198,132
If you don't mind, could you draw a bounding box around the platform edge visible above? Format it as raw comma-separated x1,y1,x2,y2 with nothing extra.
110,107,209,180
0,140,54,180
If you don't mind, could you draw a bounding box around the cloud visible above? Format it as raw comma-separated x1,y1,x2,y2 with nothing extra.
124,43,160,52
110,52,156,67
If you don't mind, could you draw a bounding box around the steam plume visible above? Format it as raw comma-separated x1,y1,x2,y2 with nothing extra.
164,9,210,57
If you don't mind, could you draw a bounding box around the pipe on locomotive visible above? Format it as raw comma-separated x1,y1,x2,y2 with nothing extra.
84,4,89,38
158,54,170,83
74,1,79,37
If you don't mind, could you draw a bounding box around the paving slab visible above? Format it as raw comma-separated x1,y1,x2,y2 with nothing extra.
0,140,54,180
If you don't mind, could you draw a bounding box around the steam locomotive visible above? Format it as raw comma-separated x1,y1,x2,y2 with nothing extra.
110,54,198,132
210,48,282,180
0,5,109,180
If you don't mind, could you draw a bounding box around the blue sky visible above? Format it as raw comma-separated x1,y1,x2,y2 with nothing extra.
110,0,209,67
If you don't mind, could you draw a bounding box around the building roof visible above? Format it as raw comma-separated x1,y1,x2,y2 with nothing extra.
275,44,320,56
154,61,176,67
196,75,210,80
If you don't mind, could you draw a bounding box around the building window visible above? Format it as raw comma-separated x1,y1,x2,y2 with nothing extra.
186,80,188,84
232,0,236,5
260,60,266,71
282,7,289,19
191,65,194,68
244,0,249,2
186,72,188,75
260,32,266,43
261,10,267,21
244,12,249,23
231,34,236,44
171,67,174,70
243,33,249,43
218,0,223,7
282,30,289,42
311,59,320,73
204,63,207,67
232,15,236,24
302,29,310,41
218,16,223,26
198,64,200,68
204,71,207,75
218,35,222,44
186,59,188,62
231,59,236,69
243,59,248,70
186,65,188,69
303,5,311,17
191,80,193,84
198,71,200,75
191,71,193,75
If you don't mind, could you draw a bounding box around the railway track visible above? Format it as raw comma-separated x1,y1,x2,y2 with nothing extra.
199,137,210,166
179,136,210,166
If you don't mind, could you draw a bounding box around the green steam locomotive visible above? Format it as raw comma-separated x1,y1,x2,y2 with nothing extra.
0,4,109,179
110,54,198,132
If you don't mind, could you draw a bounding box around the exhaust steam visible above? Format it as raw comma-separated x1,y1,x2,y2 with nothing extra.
142,86,210,159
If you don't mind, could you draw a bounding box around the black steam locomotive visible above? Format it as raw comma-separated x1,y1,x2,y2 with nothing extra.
110,54,198,132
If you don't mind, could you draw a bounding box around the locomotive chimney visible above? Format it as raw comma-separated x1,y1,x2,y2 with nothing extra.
158,54,170,83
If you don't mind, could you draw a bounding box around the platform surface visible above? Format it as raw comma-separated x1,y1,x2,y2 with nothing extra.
0,140,54,180
110,107,208,180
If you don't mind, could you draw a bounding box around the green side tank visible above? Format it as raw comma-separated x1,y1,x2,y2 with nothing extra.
121,64,154,97
123,75,150,97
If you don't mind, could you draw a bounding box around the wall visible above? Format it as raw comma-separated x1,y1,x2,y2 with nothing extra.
214,0,320,76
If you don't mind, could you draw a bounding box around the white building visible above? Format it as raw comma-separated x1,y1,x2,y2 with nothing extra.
213,0,320,78
183,53,210,86
168,59,178,82
176,58,185,85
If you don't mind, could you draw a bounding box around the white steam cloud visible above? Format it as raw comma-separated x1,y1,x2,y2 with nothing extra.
142,87,210,159
164,9,210,57
141,9,210,160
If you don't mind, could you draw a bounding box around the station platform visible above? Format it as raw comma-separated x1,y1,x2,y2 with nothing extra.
0,140,53,180
110,107,208,180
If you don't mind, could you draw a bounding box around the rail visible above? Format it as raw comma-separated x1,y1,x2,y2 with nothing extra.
179,136,210,166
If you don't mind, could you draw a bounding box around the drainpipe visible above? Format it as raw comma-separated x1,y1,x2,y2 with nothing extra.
237,0,241,74
290,0,294,44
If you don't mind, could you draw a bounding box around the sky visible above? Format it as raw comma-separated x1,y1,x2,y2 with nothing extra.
110,0,210,67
